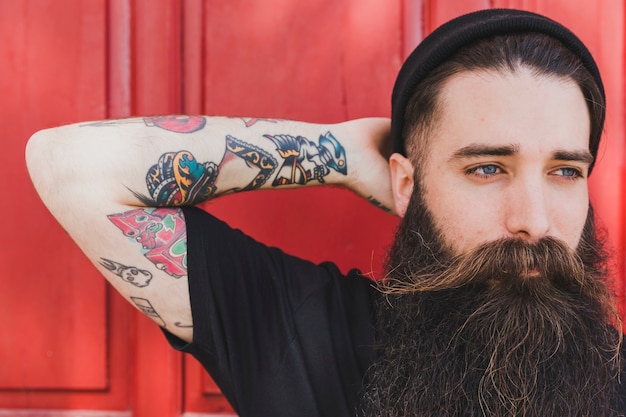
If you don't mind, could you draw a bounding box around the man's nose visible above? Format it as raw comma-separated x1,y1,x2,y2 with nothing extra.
504,176,550,241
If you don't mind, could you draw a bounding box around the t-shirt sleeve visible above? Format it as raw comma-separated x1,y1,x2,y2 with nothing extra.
162,206,376,416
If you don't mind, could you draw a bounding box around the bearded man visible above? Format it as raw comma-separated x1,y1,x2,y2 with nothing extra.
360,10,623,416
27,8,625,417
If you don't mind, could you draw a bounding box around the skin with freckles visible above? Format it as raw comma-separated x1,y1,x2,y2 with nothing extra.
392,68,591,255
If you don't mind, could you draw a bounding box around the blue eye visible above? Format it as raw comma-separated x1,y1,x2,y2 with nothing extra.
553,167,584,180
478,165,498,175
466,164,501,177
559,167,578,177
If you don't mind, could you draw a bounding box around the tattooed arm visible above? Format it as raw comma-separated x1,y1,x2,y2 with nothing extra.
28,116,392,207
25,116,392,342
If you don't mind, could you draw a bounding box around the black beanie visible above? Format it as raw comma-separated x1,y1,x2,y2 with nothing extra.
391,8,605,165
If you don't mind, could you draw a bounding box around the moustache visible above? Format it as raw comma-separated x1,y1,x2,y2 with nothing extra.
381,237,592,295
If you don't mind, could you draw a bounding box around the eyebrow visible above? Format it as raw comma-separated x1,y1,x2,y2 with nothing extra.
451,144,519,159
551,150,594,165
450,144,594,165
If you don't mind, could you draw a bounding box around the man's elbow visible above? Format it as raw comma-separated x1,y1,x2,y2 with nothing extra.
26,129,52,187
25,128,72,205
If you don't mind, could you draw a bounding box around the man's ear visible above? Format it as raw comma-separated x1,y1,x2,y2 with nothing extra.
389,153,414,218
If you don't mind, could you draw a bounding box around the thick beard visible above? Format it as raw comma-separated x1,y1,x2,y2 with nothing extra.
359,182,622,417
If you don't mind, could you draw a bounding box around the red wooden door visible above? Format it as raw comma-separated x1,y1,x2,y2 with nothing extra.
2,1,624,416
0,0,134,413
0,0,401,415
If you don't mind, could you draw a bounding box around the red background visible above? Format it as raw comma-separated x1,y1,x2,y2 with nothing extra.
1,0,623,415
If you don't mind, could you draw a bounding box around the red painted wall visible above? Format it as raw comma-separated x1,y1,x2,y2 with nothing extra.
1,0,623,415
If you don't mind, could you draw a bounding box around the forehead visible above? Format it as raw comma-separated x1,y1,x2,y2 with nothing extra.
429,68,590,158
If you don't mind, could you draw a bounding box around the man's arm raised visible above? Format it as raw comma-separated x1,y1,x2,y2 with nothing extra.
25,116,392,342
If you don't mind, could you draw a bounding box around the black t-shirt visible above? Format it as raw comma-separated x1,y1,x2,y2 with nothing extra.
164,206,626,416
164,206,377,417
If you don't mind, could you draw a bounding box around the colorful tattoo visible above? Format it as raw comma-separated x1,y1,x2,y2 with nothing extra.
99,258,153,287
108,208,187,278
225,135,277,191
131,297,166,327
145,150,218,206
143,115,206,133
264,131,347,185
133,137,277,206
81,115,206,133
241,118,279,128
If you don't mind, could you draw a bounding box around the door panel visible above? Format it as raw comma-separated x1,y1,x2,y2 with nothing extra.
0,0,108,390
181,0,402,413
0,0,131,412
